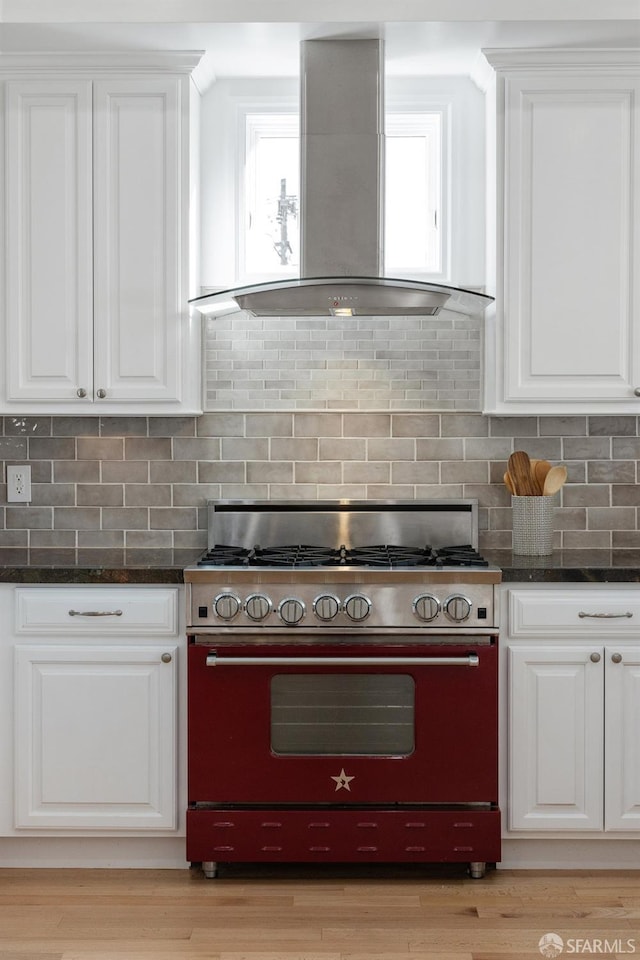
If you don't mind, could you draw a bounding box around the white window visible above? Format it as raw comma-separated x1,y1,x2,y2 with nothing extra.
242,113,299,280
384,111,444,278
239,109,445,283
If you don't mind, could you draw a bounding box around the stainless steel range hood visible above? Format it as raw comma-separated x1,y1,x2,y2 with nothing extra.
190,39,493,319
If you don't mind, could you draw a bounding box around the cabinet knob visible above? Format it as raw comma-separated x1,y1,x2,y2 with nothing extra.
611,652,623,664
590,652,601,663
634,388,640,397
96,388,107,399
161,652,172,663
76,388,87,398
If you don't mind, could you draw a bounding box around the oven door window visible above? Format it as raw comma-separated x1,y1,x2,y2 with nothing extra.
270,673,415,756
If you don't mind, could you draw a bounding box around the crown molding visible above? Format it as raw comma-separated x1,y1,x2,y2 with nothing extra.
482,47,640,72
469,50,495,92
0,51,205,75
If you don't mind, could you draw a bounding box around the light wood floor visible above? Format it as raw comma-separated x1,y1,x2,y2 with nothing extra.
0,864,639,959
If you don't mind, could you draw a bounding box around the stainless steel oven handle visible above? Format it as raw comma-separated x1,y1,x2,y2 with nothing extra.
206,654,480,667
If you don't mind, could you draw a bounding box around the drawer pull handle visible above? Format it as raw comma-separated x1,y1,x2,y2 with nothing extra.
69,609,123,617
578,611,632,619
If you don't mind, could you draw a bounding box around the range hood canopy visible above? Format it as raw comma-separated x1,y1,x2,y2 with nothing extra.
190,276,492,318
191,38,493,319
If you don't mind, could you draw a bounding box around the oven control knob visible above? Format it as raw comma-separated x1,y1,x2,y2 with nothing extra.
278,597,306,625
213,592,241,620
413,594,440,622
313,594,341,621
244,593,272,621
344,594,371,622
444,594,472,623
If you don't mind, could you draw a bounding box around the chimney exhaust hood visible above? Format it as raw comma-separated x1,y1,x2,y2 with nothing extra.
190,39,493,319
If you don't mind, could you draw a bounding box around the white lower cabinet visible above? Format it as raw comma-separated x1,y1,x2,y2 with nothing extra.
506,587,640,837
15,643,177,830
604,647,640,831
6,585,183,836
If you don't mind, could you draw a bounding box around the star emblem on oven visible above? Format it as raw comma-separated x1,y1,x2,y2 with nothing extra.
331,768,355,792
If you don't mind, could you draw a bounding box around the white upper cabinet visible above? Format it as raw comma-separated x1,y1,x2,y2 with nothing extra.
1,54,202,415
93,78,184,405
484,50,640,414
5,80,94,404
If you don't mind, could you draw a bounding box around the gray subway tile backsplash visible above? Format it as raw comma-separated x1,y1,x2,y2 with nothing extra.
589,416,638,437
6,506,52,529
205,314,483,410
0,438,29,459
587,461,636,484
77,438,123,461
1,413,640,554
30,438,77,460
124,483,171,507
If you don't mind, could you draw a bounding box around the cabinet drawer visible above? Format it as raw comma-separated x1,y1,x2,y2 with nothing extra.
15,588,178,636
509,589,640,638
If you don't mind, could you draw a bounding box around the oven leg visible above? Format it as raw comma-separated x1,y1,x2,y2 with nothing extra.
468,861,486,879
202,861,218,879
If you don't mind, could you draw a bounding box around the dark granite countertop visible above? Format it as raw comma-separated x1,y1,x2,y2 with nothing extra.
0,549,202,584
486,550,640,584
0,548,638,585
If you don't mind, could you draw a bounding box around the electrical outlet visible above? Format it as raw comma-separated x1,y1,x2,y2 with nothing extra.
7,465,32,503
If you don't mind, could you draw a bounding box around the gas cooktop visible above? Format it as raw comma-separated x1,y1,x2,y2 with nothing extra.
196,543,490,569
184,500,501,632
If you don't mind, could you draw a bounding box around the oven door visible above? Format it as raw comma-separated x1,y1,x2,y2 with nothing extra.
188,637,498,805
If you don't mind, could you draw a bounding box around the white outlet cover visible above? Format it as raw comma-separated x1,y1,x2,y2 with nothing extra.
7,465,31,502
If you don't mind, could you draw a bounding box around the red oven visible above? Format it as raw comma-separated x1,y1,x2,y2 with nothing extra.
188,638,497,803
185,500,502,878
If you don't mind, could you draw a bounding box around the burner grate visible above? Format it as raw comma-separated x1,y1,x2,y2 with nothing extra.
346,544,433,567
434,545,489,568
197,545,251,566
251,545,343,568
196,542,489,569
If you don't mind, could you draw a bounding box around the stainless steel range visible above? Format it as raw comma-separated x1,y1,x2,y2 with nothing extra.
185,500,501,879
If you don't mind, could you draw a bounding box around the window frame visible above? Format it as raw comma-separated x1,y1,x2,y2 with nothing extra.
241,110,301,283
384,105,449,281
237,98,451,286
203,77,484,292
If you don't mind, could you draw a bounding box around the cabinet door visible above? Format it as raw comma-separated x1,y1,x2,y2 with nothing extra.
5,80,93,402
605,645,640,831
15,644,177,830
508,644,603,830
93,78,183,404
490,69,640,412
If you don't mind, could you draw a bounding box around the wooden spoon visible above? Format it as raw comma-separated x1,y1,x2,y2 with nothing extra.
503,471,515,494
528,458,543,495
508,450,537,496
543,465,568,495
534,459,552,491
